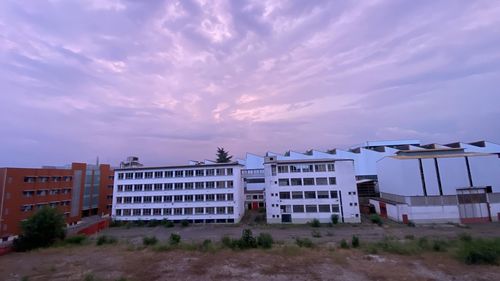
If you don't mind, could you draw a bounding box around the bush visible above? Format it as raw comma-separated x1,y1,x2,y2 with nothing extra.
143,236,158,246
239,229,257,249
458,233,472,242
404,235,415,240
164,221,174,228
407,221,416,227
221,236,233,248
147,220,160,227
340,239,349,249
375,237,419,255
96,235,117,246
331,214,339,225
457,238,500,265
311,230,322,238
110,220,124,227
351,235,360,248
257,233,274,249
199,239,215,252
309,219,321,227
169,233,181,245
295,238,314,248
432,240,448,252
258,207,266,213
64,235,87,245
369,214,383,226
13,207,66,251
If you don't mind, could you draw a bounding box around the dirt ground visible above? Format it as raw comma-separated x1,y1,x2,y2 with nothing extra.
1,243,499,281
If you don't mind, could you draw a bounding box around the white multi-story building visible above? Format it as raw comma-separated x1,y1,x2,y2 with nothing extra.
263,157,360,224
112,163,245,223
370,149,500,224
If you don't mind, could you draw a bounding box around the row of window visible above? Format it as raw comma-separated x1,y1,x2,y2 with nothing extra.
23,176,72,183
275,190,339,200
275,163,335,174
117,181,234,192
117,168,234,180
246,194,265,200
280,204,340,213
115,206,234,216
277,177,336,186
21,201,71,212
22,189,72,197
116,193,234,204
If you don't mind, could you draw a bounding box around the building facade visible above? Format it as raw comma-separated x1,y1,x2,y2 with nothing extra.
370,150,500,224
263,157,360,224
112,163,245,223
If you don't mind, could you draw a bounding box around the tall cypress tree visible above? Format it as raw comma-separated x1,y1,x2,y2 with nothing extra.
216,147,233,163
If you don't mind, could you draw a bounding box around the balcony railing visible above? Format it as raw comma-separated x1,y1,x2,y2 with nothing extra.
241,169,264,177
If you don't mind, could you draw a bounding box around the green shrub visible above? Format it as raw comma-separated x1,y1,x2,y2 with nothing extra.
375,237,419,255
340,239,349,249
404,235,415,240
110,220,124,227
369,214,383,226
331,214,339,225
164,221,174,228
407,221,416,227
351,235,360,248
169,233,181,245
13,207,66,251
457,238,500,265
458,233,472,242
96,235,117,246
143,236,158,246
239,229,257,249
311,230,322,238
221,236,233,248
295,238,314,248
257,233,274,249
64,235,87,245
258,207,266,213
181,220,190,227
147,220,160,227
310,219,321,228
432,240,448,252
417,237,429,249
134,220,145,227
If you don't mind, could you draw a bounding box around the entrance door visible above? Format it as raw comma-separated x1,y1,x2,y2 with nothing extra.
457,188,490,223
281,214,292,223
252,202,259,210
379,202,388,218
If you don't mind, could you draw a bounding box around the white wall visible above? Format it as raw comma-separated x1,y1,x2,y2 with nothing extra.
377,158,424,196
422,158,440,195
469,155,500,192
438,157,470,194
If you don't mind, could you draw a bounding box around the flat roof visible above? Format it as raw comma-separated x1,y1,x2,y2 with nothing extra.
264,158,353,164
390,152,495,160
114,162,243,171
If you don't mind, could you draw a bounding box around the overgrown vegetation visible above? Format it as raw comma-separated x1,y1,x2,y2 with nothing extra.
13,207,66,251
309,219,321,227
143,236,158,246
220,229,275,250
369,214,383,226
295,237,314,248
96,235,117,246
311,230,322,238
340,239,349,249
63,235,87,245
457,237,500,265
169,233,181,245
257,233,274,249
331,214,339,225
351,235,360,248
181,220,190,227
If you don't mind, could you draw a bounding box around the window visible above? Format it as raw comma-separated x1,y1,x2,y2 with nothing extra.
327,163,335,172
125,173,133,179
117,185,123,192
206,194,215,201
195,170,204,177
206,182,215,189
153,208,161,215
174,183,183,190
227,168,233,175
278,166,289,173
293,205,304,213
164,208,172,215
195,207,204,214
133,196,142,203
165,183,173,190
143,209,151,216
175,170,183,177
304,191,316,199
271,165,276,176
217,207,226,214
303,178,314,185
318,205,330,212
206,207,215,214
143,196,152,203
195,182,204,189
154,171,163,178
134,184,143,191
185,195,193,202
195,195,204,201
316,177,328,185
133,209,141,216
143,184,152,191
302,164,313,172
227,194,234,201
125,185,133,191
227,181,234,188
174,195,183,202
315,164,327,172
206,169,215,176
123,209,131,216
185,170,194,177
290,165,300,173
329,177,337,185
292,191,303,199
174,208,182,215
332,204,340,212
216,168,225,176
305,205,317,213
185,182,194,189
279,192,291,199
117,173,124,180
184,208,193,214
317,191,329,199
216,194,226,201
124,197,132,203
227,207,234,214
154,184,163,191
145,172,153,179
165,171,173,178
278,179,290,186
216,181,225,188
135,172,143,179
164,196,172,202
154,196,162,203
291,178,302,186
330,191,338,199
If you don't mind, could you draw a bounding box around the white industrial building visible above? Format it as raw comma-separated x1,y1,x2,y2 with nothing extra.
263,157,360,224
112,163,245,223
370,148,500,224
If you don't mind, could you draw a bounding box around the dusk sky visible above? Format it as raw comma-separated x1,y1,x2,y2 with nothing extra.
1,0,499,167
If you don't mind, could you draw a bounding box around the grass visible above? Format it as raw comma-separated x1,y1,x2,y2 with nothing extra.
143,236,158,246
309,219,321,228
340,239,349,249
295,238,314,248
96,235,118,246
311,230,322,238
351,235,360,248
456,237,500,265
64,235,87,245
169,233,181,245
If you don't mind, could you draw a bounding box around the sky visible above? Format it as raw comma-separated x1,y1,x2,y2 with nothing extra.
1,0,500,167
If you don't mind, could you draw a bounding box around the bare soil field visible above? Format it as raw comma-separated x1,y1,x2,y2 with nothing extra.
1,243,499,281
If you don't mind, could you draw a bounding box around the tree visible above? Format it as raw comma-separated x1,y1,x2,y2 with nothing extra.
13,207,66,251
216,147,233,163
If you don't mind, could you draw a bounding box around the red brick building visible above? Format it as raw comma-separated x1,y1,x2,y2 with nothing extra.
0,163,114,242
